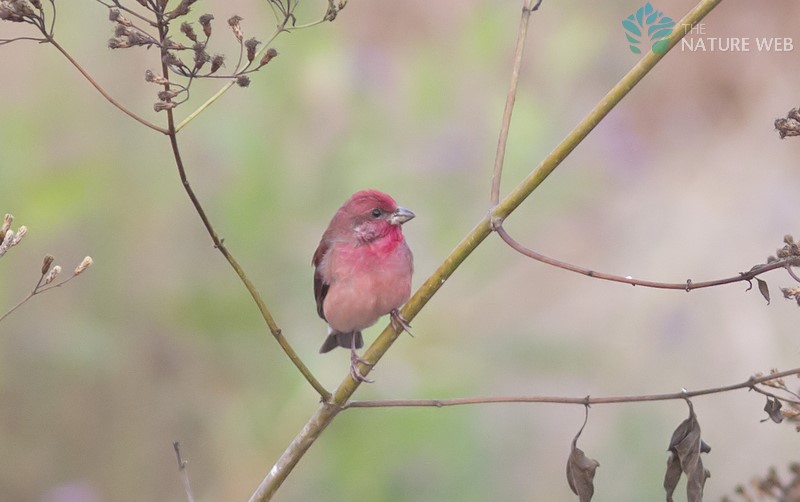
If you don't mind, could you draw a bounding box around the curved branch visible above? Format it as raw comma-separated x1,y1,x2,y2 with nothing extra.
47,37,167,134
496,225,795,291
344,368,800,409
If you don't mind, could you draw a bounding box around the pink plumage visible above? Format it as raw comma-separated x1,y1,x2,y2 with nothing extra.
313,190,414,380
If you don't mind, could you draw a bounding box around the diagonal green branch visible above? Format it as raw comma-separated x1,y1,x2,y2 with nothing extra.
248,0,725,500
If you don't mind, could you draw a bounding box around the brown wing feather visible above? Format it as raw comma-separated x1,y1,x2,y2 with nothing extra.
312,237,330,321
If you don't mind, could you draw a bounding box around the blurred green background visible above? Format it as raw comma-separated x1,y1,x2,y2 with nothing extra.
2,1,800,500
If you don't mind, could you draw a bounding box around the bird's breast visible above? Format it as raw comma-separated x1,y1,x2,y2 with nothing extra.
322,238,413,333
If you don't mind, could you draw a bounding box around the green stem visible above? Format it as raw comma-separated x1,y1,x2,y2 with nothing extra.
248,0,723,499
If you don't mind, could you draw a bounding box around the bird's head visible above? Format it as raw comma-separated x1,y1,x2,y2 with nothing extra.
341,190,415,244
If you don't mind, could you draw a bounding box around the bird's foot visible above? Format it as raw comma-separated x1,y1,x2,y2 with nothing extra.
350,348,374,384
390,309,413,337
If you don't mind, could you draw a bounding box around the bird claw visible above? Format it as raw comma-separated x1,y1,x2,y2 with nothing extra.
350,346,374,383
390,309,413,337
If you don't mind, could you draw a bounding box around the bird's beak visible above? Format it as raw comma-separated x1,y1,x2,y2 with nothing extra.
389,206,415,225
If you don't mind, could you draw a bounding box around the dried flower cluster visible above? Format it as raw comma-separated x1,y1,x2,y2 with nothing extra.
724,463,800,502
0,0,40,23
39,254,93,285
0,213,27,257
775,107,800,139
0,0,53,45
0,212,94,322
102,2,284,112
755,235,800,306
754,369,800,430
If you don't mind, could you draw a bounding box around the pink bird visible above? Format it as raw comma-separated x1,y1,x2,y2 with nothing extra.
313,190,415,382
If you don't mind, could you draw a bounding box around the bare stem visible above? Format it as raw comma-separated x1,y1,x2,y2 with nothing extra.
496,225,795,291
490,0,541,205
47,37,167,134
1,271,84,323
344,368,800,409
172,442,196,502
247,1,723,500
154,12,329,400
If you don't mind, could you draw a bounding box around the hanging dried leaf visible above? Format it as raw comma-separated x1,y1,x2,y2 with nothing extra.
664,400,711,502
566,406,600,502
761,396,784,424
756,278,770,304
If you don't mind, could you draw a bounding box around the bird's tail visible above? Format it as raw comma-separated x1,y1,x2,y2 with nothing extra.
319,330,363,353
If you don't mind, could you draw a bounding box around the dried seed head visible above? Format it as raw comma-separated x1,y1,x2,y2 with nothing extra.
236,75,250,88
0,229,13,256
1,213,11,240
145,69,169,85
245,37,261,62
109,8,132,27
11,225,26,246
158,90,179,101
42,254,54,274
108,37,132,49
193,42,209,70
44,265,61,285
198,14,213,37
228,15,243,42
162,52,186,72
210,54,225,74
154,101,177,112
166,0,198,19
180,22,197,42
30,0,42,9
260,47,278,66
74,256,93,276
0,3,25,22
0,0,35,20
164,37,188,50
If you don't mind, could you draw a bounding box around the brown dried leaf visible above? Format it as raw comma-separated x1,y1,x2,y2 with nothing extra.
761,396,783,424
566,407,599,502
664,400,711,502
756,278,770,305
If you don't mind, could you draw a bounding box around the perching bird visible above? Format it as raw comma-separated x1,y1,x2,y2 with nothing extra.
313,190,415,382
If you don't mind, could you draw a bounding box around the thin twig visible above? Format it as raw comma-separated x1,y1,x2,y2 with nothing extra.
248,2,723,500
172,442,196,502
0,36,48,45
175,20,287,132
496,224,795,291
490,0,541,206
344,368,800,409
1,269,86,323
47,38,167,134
153,11,329,400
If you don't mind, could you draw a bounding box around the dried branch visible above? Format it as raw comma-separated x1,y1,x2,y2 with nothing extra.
343,368,800,409
1,254,93,323
490,0,541,205
148,7,330,400
172,442,196,502
496,225,800,298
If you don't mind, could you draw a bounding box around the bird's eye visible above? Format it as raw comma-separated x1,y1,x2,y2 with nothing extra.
371,208,382,218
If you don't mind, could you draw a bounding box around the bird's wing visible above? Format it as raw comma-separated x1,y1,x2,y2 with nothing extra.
312,238,330,321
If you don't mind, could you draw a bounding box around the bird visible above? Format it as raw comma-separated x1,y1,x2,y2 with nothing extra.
312,190,415,382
